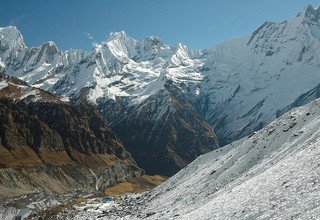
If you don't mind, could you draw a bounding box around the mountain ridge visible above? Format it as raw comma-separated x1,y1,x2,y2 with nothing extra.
1,5,320,174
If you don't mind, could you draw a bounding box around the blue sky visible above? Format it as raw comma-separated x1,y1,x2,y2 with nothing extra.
1,0,320,51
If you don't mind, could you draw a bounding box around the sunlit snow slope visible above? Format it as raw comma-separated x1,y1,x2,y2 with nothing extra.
136,98,320,219
197,5,320,143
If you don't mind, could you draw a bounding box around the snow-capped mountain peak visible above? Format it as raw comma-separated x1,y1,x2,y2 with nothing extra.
35,31,201,104
194,5,320,144
0,26,26,55
1,5,320,147
169,43,193,66
107,31,130,41
297,4,320,20
142,36,163,49
299,5,320,41
104,31,138,61
2,4,320,181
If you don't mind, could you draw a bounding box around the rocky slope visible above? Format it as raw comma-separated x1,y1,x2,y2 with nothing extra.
0,71,143,199
128,97,320,220
1,5,320,174
99,85,218,175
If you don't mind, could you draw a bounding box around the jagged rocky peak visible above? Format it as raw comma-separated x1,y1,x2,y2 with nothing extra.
108,31,130,41
0,26,25,44
298,5,320,41
102,31,138,60
0,26,26,52
60,48,87,65
36,41,62,63
106,31,164,51
169,43,193,66
142,36,163,49
95,31,191,63
41,41,59,53
137,36,164,60
247,5,320,53
297,4,320,20
101,31,164,62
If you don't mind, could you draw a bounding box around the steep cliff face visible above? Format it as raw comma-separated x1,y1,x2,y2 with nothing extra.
0,100,134,168
100,88,218,176
0,73,143,199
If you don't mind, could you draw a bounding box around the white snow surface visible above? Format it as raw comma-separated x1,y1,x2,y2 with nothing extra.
198,5,320,141
134,98,320,220
0,81,8,90
74,198,116,215
0,75,64,102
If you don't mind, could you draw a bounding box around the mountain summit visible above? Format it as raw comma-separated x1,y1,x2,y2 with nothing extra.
1,5,320,175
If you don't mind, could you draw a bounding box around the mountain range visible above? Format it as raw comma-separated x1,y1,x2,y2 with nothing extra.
1,5,320,178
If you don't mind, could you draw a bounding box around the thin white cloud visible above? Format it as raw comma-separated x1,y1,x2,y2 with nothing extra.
85,32,94,40
85,32,98,47
8,14,27,26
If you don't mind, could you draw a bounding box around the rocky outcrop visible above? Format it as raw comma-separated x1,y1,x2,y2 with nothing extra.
0,73,144,199
99,87,219,176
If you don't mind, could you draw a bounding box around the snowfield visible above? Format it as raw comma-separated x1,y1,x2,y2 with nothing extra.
135,98,320,220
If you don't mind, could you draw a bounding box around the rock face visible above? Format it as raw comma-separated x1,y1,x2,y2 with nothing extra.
0,72,143,199
1,5,320,175
100,87,218,175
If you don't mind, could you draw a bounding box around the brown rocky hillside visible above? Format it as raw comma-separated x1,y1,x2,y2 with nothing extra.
0,72,143,199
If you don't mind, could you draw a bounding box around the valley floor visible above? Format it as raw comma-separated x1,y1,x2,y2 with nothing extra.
0,175,166,220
